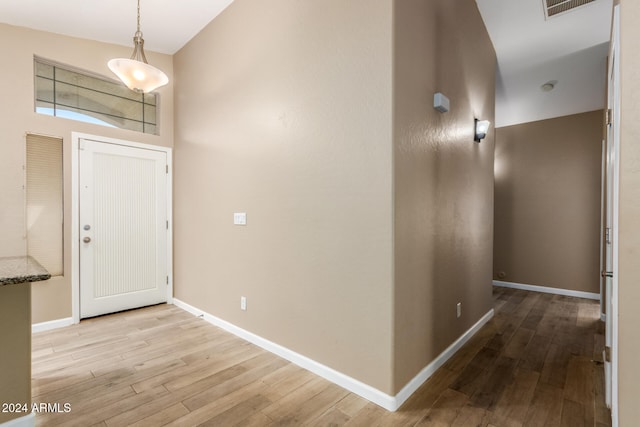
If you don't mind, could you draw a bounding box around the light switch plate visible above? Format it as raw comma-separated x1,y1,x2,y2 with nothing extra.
234,212,247,225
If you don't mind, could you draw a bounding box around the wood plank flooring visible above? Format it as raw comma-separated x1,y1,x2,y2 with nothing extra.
32,287,610,426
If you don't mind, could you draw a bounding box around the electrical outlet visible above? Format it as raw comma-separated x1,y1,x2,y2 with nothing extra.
240,296,247,311
456,302,462,319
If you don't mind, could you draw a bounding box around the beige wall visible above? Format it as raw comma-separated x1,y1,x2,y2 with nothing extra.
0,23,174,324
173,0,394,393
0,284,31,424
392,0,496,391
494,111,603,294
617,0,640,424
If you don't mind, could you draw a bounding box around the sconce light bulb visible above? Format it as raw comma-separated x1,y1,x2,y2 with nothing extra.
474,119,490,143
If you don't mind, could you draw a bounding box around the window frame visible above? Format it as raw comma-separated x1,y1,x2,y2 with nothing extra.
34,56,160,135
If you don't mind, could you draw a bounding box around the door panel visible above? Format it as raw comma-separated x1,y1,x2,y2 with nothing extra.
604,42,614,413
603,5,620,420
79,139,168,318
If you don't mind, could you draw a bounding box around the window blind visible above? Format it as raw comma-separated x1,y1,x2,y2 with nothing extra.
26,133,63,277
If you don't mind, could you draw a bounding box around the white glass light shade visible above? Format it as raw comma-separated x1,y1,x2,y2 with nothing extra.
474,119,491,142
108,58,168,93
476,120,490,135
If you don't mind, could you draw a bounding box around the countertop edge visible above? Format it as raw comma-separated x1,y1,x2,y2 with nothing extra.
0,256,52,286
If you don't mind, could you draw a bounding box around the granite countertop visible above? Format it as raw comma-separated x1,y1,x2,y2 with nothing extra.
0,256,51,285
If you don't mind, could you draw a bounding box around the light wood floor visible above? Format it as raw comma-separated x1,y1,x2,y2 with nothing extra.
32,287,610,426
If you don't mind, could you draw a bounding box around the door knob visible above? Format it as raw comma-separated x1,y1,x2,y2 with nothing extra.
83,237,91,243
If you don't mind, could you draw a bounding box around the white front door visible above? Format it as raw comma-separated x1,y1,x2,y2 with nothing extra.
79,138,169,318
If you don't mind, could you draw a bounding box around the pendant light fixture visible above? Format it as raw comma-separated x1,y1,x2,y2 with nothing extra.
108,0,168,93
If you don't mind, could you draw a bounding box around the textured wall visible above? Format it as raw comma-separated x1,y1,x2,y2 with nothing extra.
0,23,174,324
494,111,603,294
173,0,395,393
392,0,496,392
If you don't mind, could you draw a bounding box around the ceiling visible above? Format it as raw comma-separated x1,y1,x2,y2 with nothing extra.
0,0,234,55
476,0,613,127
0,0,613,127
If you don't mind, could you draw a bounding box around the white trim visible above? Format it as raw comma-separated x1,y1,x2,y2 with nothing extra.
173,298,394,410
610,5,620,426
493,280,600,301
71,132,173,323
601,312,606,322
599,138,606,317
31,317,73,334
165,149,173,305
0,413,35,427
173,298,494,412
71,136,80,324
393,309,494,407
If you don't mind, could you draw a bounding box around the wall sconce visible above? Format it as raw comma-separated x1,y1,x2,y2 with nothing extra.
474,119,490,143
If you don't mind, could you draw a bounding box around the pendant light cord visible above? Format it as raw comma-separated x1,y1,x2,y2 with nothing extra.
130,0,147,63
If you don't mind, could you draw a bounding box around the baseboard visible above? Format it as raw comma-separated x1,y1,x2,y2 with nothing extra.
173,298,396,410
0,413,35,427
493,280,600,301
394,309,494,408
173,298,494,411
32,317,74,334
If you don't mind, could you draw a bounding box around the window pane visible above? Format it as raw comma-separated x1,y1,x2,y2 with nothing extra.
144,123,157,135
35,76,55,103
143,93,156,106
35,100,55,116
34,58,159,135
55,68,143,102
35,61,54,79
144,103,157,124
54,81,144,122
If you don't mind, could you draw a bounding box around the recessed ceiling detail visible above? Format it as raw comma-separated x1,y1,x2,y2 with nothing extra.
541,80,558,92
543,0,598,19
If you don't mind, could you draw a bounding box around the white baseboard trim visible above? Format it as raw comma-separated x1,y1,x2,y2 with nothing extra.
394,308,494,408
32,317,74,334
173,298,395,410
173,298,494,412
493,280,600,301
0,413,35,427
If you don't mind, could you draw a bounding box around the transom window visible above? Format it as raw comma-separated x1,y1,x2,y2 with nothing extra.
34,57,158,135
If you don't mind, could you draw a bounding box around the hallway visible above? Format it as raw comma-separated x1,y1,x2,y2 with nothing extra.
32,287,609,426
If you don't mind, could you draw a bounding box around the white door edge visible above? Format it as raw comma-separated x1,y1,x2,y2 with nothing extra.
608,5,620,426
599,139,605,319
71,132,173,324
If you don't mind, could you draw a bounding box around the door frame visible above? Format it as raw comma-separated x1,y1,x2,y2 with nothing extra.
606,4,620,425
71,132,173,324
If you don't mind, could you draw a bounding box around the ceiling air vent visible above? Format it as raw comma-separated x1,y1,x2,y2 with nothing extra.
543,0,598,19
